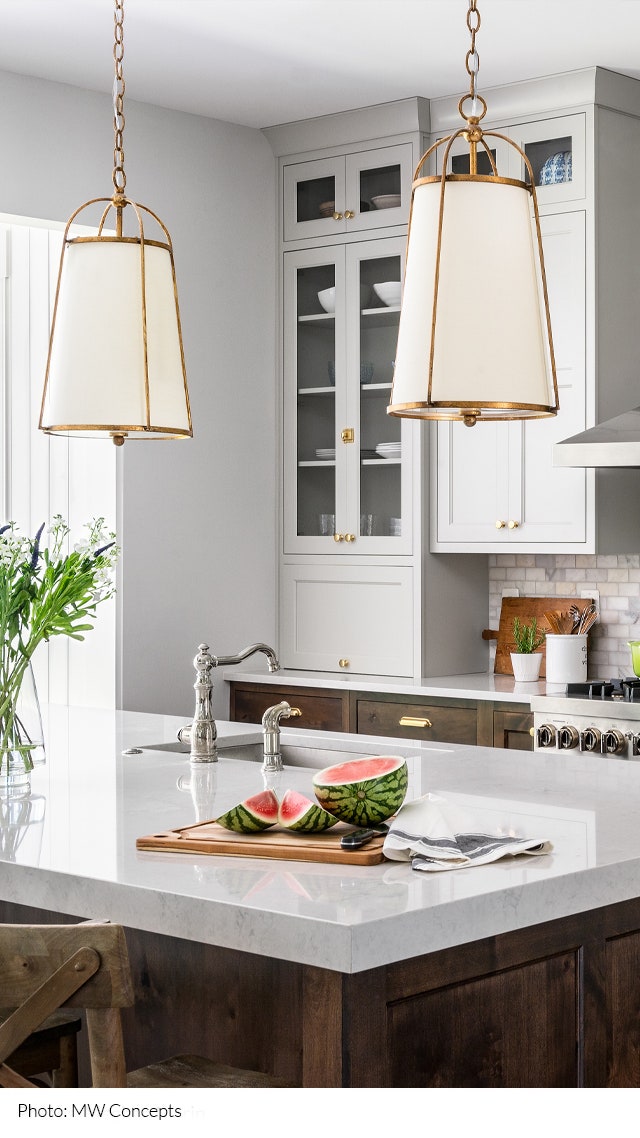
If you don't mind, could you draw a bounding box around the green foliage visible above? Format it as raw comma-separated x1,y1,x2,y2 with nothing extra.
512,615,545,654
0,516,119,772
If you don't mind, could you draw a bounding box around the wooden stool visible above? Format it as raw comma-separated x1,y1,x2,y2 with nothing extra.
0,923,294,1089
1,1008,81,1087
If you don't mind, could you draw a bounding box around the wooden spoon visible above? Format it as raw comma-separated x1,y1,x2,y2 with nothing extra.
544,610,561,634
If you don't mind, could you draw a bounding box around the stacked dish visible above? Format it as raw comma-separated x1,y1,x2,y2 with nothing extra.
315,448,336,460
375,441,401,460
371,194,401,209
319,201,335,217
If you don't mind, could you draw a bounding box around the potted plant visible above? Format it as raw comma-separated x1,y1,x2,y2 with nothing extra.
511,616,545,682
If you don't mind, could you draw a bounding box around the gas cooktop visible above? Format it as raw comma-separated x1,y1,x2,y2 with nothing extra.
565,678,640,702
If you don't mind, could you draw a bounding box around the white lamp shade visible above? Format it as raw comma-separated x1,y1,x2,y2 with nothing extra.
41,237,191,437
389,177,557,420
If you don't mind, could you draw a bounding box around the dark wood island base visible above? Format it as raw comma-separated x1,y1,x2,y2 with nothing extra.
2,897,640,1088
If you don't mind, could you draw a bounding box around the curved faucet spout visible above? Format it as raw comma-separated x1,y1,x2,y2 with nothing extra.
215,643,280,673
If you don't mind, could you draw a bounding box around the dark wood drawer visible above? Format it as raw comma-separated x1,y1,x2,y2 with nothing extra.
356,699,477,744
229,683,348,733
493,709,534,750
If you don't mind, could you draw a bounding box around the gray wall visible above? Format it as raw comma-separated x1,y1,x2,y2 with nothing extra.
0,69,278,718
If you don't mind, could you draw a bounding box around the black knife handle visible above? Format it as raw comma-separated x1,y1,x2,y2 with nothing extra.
340,823,389,849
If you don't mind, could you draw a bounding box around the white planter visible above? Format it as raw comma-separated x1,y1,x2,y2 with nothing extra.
510,652,543,682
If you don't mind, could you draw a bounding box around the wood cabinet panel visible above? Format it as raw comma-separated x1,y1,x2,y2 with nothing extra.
386,952,579,1087
606,930,640,1087
229,683,349,733
356,697,477,744
493,709,534,751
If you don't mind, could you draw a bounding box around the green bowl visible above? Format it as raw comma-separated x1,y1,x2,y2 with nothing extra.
628,641,640,677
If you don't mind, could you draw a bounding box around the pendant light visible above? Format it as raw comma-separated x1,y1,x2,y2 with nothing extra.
39,0,192,446
388,0,559,427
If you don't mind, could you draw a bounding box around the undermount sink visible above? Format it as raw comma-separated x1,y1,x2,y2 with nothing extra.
139,738,372,768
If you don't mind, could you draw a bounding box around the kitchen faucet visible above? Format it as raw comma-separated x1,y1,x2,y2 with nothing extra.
178,642,280,762
261,701,302,772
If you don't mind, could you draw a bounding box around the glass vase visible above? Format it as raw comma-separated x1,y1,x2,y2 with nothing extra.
0,664,45,797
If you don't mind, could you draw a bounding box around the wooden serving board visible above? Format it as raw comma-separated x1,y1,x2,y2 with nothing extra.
136,818,387,866
484,595,595,677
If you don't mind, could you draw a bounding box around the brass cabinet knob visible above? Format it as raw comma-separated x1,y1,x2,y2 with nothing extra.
339,659,350,668
508,520,519,529
333,211,343,221
344,533,356,542
341,427,354,443
344,209,355,219
399,716,432,728
495,520,506,529
529,727,535,736
289,707,302,719
333,533,344,542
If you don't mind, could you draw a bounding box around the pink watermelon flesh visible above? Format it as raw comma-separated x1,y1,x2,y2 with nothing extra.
278,789,338,832
317,756,403,784
215,788,279,832
244,789,279,822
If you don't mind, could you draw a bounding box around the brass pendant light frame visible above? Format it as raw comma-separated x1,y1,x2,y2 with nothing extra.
387,122,560,426
39,194,193,445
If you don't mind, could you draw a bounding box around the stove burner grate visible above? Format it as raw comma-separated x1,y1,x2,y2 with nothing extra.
565,678,640,702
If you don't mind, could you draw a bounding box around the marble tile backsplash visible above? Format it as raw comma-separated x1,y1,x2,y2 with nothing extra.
489,554,640,679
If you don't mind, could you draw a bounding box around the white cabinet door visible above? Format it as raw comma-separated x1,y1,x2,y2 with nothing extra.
283,238,411,555
432,210,587,551
280,563,414,676
282,144,413,242
507,113,586,204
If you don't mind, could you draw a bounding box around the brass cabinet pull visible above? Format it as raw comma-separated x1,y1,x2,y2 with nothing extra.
339,658,350,668
529,726,535,736
333,211,344,221
289,707,302,719
341,427,354,443
333,533,344,542
508,519,519,529
344,533,356,542
344,209,355,219
495,520,506,529
399,716,432,728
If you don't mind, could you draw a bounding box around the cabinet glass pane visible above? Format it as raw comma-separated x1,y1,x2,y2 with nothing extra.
359,255,402,538
452,148,496,175
296,175,337,224
296,264,337,538
360,163,401,213
524,135,572,187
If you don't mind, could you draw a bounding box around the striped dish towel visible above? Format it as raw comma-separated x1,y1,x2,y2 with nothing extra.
382,793,552,872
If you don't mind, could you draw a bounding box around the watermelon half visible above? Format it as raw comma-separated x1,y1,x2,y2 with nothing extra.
215,789,279,833
278,789,339,833
312,756,408,826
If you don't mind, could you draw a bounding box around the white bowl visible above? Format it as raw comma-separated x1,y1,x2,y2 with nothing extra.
318,287,336,313
371,194,401,210
373,281,401,307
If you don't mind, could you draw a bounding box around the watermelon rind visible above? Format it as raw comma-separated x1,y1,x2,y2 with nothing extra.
215,789,279,833
278,789,339,833
312,756,408,826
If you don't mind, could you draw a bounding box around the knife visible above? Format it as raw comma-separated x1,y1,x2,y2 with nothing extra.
340,822,389,849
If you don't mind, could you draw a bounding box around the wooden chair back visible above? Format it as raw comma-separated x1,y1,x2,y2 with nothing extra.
0,922,134,1088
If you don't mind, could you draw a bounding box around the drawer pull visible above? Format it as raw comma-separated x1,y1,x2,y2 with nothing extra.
399,716,432,728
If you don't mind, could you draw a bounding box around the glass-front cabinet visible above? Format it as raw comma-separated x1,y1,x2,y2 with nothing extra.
283,236,410,556
282,144,413,241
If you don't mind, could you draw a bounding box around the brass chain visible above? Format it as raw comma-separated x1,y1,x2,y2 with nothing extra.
464,0,481,105
112,0,126,195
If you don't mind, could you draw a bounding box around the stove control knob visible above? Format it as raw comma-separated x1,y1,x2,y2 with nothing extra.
557,725,580,750
536,724,557,748
632,734,640,758
601,728,627,756
581,727,602,753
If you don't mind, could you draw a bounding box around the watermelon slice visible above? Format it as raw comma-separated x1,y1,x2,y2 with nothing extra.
312,756,408,826
215,789,279,833
278,789,339,833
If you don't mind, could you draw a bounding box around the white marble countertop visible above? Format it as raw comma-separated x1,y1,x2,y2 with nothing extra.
223,667,568,703
2,705,639,974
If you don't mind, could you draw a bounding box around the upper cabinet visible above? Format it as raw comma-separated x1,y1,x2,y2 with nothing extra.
428,69,640,554
283,236,412,556
282,143,414,241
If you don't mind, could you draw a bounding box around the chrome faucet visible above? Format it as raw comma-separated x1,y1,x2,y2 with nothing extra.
178,642,280,763
261,701,301,773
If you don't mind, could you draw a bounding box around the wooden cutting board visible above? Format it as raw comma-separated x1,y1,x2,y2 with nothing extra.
136,818,387,866
484,595,595,677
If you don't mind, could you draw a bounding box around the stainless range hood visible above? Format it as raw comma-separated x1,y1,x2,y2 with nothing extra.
554,407,640,468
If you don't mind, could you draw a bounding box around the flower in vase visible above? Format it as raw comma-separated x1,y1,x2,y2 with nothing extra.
0,516,120,776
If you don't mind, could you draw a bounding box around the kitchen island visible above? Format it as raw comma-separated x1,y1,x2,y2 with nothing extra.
1,705,640,1087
